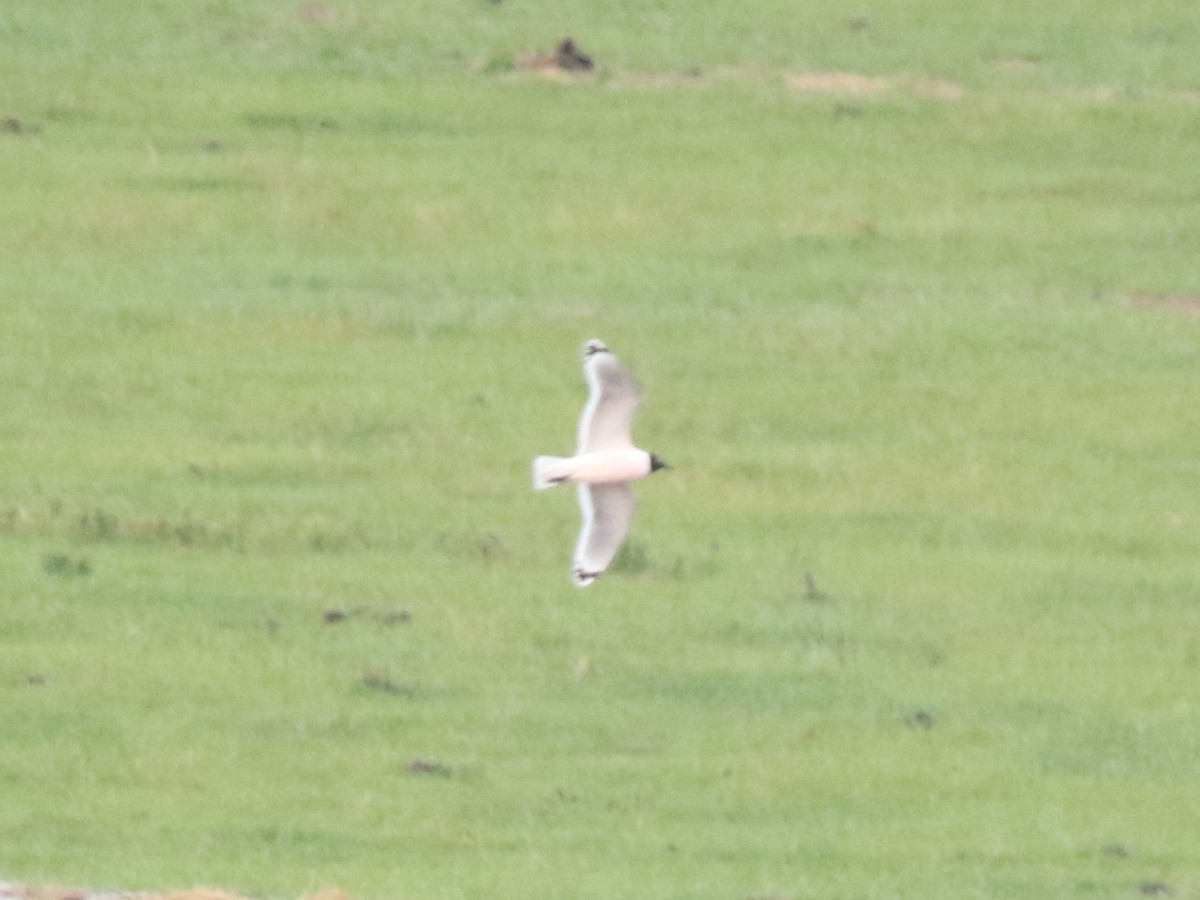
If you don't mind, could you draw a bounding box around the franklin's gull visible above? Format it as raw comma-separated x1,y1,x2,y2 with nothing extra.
533,339,669,587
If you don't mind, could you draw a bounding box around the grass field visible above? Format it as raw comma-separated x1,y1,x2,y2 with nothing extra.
3,2,1200,898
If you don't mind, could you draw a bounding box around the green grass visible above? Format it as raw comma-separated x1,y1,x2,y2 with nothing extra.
3,2,1200,898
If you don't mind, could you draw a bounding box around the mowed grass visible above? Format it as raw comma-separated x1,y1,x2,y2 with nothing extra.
2,2,1200,898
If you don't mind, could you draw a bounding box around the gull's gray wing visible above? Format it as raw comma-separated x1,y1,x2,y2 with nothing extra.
572,483,635,587
576,340,643,454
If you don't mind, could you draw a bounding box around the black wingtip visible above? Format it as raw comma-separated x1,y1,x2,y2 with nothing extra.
583,339,609,357
573,566,601,587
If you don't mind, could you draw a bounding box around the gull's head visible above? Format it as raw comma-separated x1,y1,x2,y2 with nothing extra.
649,454,670,474
583,339,609,357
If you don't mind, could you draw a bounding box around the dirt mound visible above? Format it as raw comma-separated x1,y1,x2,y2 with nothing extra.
785,71,965,99
516,38,595,73
1129,292,1200,318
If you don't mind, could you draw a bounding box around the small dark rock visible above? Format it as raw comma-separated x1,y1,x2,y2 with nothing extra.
323,609,347,624
555,38,594,71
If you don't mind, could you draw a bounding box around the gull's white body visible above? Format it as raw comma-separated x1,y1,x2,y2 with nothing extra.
532,339,664,587
532,448,653,489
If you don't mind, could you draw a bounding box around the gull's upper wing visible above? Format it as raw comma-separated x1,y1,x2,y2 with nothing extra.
576,340,643,453
572,483,635,587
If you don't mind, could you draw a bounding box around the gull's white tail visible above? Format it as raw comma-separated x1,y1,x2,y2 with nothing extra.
532,456,574,490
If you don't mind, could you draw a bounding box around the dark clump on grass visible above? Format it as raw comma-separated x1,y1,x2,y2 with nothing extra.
75,508,119,540
378,609,413,626
802,571,832,603
359,670,428,699
409,758,452,777
905,709,936,730
244,110,441,138
1139,883,1174,896
71,507,246,550
323,606,412,626
359,669,403,695
42,554,92,577
244,111,341,133
475,532,509,561
609,538,650,575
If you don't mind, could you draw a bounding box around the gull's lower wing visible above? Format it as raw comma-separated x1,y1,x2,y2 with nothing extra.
572,483,636,587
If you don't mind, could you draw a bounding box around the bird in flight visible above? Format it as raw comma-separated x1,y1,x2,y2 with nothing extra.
533,339,669,587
